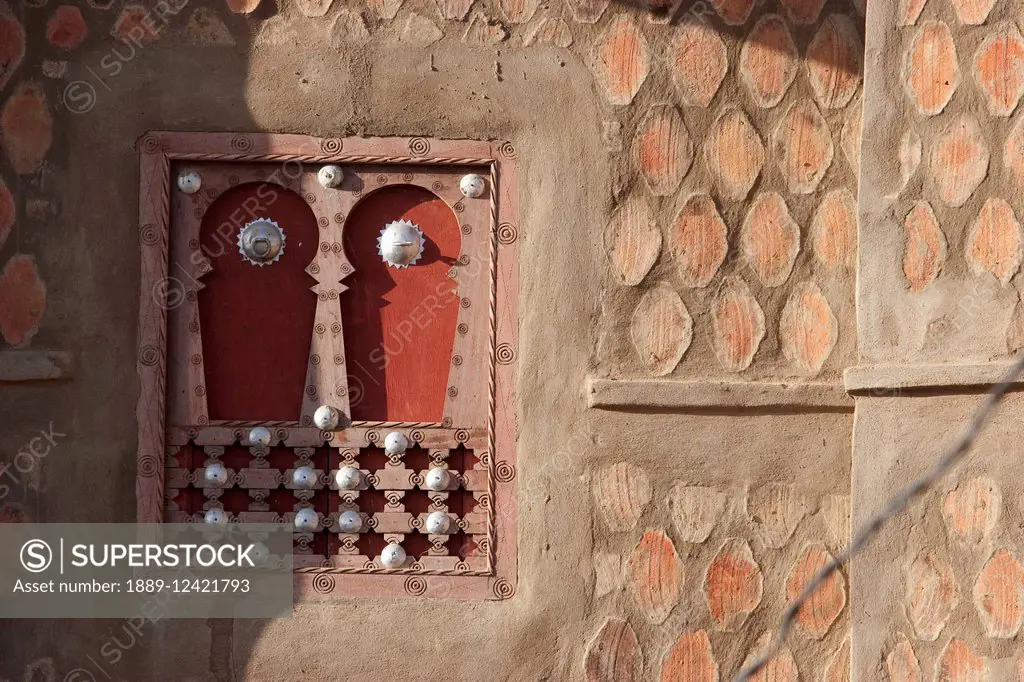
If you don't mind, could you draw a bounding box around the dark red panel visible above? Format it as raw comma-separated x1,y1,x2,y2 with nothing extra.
197,183,318,421
341,186,461,421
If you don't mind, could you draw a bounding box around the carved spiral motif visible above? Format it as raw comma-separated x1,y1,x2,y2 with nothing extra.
363,560,377,570
498,141,516,159
334,354,344,365
138,454,160,477
402,173,414,182
497,222,518,245
340,264,352,275
331,243,343,253
335,385,347,398
441,417,453,428
193,207,204,219
301,415,312,426
454,429,470,443
409,138,431,156
460,298,471,309
317,216,329,228
476,493,492,510
140,134,162,154
186,428,199,440
366,430,380,444
495,461,515,482
340,536,358,551
309,263,320,275
365,514,379,529
303,193,316,204
431,181,444,192
447,386,458,398
228,174,239,186
275,428,289,441
404,575,427,596
194,385,206,396
320,138,343,154
461,224,472,235
320,242,331,252
330,323,342,334
478,452,491,466
496,343,516,365
312,573,336,595
188,238,200,249
457,323,469,336
197,415,209,425
410,429,424,443
190,353,202,365
139,345,160,366
492,578,515,600
376,174,388,185
328,290,338,300
315,323,327,335
305,385,317,397
334,212,345,224
451,355,463,366
455,561,471,572
318,291,328,301
230,135,254,153
186,291,197,302
459,254,470,265
310,354,321,366
454,202,465,214
140,224,159,245
187,320,200,333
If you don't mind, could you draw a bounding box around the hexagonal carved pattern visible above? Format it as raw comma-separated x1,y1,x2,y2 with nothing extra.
585,618,640,682
811,189,857,269
0,254,46,348
630,285,693,375
704,109,765,201
806,15,863,110
660,630,718,682
741,634,798,681
936,640,985,681
604,196,660,286
928,114,989,208
885,634,921,682
903,22,960,116
669,195,727,288
943,477,1001,543
740,15,799,108
906,552,959,641
824,638,851,682
708,0,754,26
965,198,1022,286
633,105,693,196
704,538,763,632
773,102,834,194
780,281,838,374
712,277,765,372
747,483,807,548
786,543,846,639
592,462,652,532
973,23,1024,116
1,83,53,175
973,549,1024,639
668,484,727,544
903,201,947,292
667,24,727,108
591,16,650,105
629,530,681,624
951,0,995,25
741,193,800,287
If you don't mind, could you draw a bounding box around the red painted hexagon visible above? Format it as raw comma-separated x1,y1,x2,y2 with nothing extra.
974,23,1024,117
631,285,692,376
906,552,959,641
1,84,53,175
629,530,681,624
943,477,1001,543
774,101,834,194
703,538,763,631
591,16,649,106
712,278,765,372
668,195,727,288
811,189,857,270
604,196,660,286
0,255,46,348
928,114,989,208
47,5,88,50
633,105,692,196
741,192,800,287
951,0,995,25
708,0,754,25
806,15,863,110
667,23,727,108
936,640,985,680
973,549,1024,639
780,281,837,374
704,108,765,201
660,630,718,682
739,15,798,108
585,618,640,682
886,634,921,682
786,543,846,639
903,201,947,292
0,2,25,92
903,21,960,116
966,198,1022,286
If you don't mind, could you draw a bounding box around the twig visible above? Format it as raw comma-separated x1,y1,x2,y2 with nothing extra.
733,354,1024,681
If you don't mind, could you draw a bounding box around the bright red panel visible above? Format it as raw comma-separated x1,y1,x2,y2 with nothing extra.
341,185,461,421
198,183,319,421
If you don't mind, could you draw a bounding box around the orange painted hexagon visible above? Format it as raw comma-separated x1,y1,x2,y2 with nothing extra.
780,281,837,374
1,84,53,175
951,0,995,25
973,549,1024,639
604,196,660,286
629,530,681,624
903,21,960,116
786,543,846,639
711,278,765,372
704,108,765,201
928,114,989,207
660,630,718,682
942,477,1001,543
0,255,46,348
668,195,727,288
902,201,947,292
585,618,640,682
46,5,88,50
973,23,1024,117
936,640,985,681
708,0,754,25
741,192,800,287
739,15,798,108
703,538,763,631
774,101,834,194
667,23,727,108
886,634,921,682
965,198,1022,286
906,552,959,641
633,105,692,196
811,189,857,269
591,16,650,105
806,15,863,110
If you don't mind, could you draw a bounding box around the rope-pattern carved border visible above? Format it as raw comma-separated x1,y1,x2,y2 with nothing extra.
170,153,494,166
295,566,491,576
486,162,499,572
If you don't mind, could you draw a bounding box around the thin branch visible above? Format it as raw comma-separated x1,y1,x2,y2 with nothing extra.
733,354,1024,681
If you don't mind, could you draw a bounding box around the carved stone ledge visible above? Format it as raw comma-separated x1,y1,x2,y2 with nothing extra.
0,350,75,382
844,360,1024,394
586,376,852,410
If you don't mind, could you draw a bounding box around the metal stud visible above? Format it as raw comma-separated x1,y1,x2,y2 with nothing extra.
378,219,424,269
313,404,340,431
425,511,452,534
177,171,201,195
459,173,486,199
204,508,228,526
337,510,363,534
248,426,272,448
335,466,362,491
384,431,409,457
380,542,407,568
318,165,344,189
204,463,229,487
293,508,320,532
292,466,317,489
424,467,450,491
238,218,286,267
249,542,270,566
